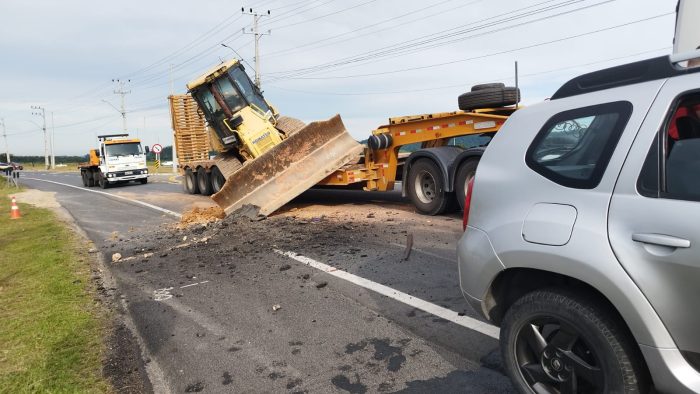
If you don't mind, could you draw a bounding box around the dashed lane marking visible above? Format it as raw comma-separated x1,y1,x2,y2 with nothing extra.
274,249,499,339
23,177,182,218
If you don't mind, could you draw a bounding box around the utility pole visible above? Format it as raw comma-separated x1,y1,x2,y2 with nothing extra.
50,112,56,168
242,7,271,88
111,79,131,132
1,118,9,163
31,105,49,169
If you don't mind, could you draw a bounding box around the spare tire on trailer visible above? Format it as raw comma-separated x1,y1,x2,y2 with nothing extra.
470,82,505,92
275,116,306,137
458,86,519,111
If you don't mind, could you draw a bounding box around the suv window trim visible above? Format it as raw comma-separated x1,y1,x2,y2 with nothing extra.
525,101,633,189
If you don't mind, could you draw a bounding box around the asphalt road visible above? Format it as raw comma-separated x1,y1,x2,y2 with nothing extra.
16,170,514,393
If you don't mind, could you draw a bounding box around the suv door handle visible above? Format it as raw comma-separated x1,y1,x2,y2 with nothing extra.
632,233,691,248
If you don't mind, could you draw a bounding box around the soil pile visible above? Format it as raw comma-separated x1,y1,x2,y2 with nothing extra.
179,206,225,227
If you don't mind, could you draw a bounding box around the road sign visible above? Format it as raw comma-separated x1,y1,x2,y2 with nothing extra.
151,144,163,154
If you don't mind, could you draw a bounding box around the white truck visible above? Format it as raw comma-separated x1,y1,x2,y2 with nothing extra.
79,134,149,189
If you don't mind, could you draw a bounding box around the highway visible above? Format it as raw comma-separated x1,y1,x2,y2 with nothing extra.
17,170,513,393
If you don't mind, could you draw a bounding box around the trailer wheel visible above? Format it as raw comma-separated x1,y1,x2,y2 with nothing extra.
98,172,109,189
197,167,213,196
210,166,226,194
458,86,519,111
407,159,451,215
184,168,199,194
276,116,306,137
455,158,479,211
81,171,88,187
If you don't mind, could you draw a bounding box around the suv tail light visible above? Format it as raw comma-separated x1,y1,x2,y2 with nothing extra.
462,178,475,231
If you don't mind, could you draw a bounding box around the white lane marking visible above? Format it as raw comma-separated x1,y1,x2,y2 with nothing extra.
23,177,182,218
274,249,499,339
179,280,209,289
154,287,174,301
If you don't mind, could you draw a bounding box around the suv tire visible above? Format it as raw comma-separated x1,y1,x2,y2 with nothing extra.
407,158,451,215
500,289,649,394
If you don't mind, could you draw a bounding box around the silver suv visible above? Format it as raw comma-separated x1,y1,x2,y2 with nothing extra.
458,54,700,393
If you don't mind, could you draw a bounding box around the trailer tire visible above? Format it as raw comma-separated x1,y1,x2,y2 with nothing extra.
470,82,505,92
87,169,96,187
276,116,306,137
184,168,199,194
454,158,479,211
407,159,451,215
210,166,226,194
197,167,213,196
458,86,519,111
81,171,88,187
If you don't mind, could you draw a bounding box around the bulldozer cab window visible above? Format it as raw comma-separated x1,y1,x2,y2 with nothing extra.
228,67,270,114
214,78,246,114
195,88,229,132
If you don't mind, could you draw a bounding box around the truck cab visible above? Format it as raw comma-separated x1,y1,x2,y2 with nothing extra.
80,134,148,188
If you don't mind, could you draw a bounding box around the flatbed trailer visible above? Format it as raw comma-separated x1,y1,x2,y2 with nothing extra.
318,108,515,215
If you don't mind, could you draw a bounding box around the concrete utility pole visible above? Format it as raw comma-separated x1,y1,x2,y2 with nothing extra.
31,105,49,169
1,118,9,163
110,79,131,132
50,112,56,168
242,7,271,88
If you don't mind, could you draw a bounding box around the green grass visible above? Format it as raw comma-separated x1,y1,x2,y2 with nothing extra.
0,178,111,393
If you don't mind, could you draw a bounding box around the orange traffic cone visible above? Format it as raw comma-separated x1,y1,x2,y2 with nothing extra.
10,196,21,219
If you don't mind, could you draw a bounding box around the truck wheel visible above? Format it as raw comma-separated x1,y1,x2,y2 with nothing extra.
501,289,649,394
183,168,199,194
454,158,479,211
87,169,96,187
276,116,306,137
458,86,519,111
407,159,451,215
210,166,226,193
197,167,213,196
98,172,109,189
139,178,148,185
81,171,88,187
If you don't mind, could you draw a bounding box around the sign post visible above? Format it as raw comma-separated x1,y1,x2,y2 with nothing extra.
151,144,163,174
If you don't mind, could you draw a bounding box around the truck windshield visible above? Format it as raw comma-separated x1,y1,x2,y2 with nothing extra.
228,67,271,114
106,143,142,157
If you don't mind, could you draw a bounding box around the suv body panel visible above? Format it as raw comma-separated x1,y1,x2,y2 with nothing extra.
458,76,700,392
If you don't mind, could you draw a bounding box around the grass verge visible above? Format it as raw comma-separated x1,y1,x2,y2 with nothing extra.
0,177,111,393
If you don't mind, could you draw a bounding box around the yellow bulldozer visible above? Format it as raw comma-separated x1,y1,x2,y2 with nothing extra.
176,58,362,216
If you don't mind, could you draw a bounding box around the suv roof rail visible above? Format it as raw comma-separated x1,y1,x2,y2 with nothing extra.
552,54,700,100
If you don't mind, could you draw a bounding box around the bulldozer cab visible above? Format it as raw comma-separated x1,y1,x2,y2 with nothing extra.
187,59,281,158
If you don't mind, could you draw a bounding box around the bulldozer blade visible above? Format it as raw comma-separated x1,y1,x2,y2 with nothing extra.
211,114,363,217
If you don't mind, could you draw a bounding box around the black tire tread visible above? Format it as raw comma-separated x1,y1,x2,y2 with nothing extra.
458,87,519,111
501,289,648,394
406,159,450,216
454,158,479,211
471,83,505,92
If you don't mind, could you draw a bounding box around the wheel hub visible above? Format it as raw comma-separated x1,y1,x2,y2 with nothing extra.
541,347,571,382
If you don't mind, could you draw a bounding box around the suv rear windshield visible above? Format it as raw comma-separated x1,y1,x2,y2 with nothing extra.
526,101,633,189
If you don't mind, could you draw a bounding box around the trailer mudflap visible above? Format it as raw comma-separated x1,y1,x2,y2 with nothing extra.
211,114,363,216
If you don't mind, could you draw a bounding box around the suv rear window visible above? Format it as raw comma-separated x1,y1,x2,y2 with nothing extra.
526,101,633,189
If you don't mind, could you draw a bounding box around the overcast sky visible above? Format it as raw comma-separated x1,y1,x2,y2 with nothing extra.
0,0,677,156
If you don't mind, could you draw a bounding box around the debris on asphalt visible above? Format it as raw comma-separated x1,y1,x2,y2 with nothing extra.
402,233,414,261
279,264,291,271
179,206,225,228
111,253,122,263
316,281,328,289
272,304,282,311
